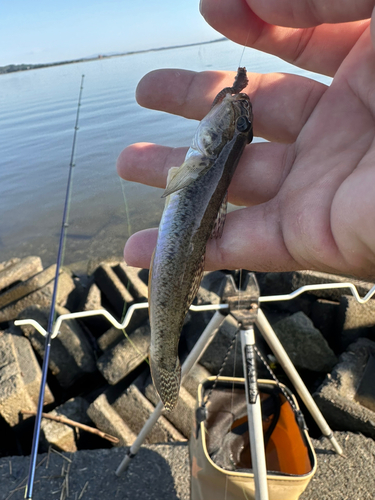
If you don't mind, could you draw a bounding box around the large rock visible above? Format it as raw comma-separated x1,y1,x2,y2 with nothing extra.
94,263,147,332
336,294,375,350
78,281,109,335
94,263,133,316
87,393,136,447
18,305,97,388
40,397,91,452
182,363,211,399
272,312,338,372
0,256,42,292
314,338,375,437
113,263,149,301
0,330,54,426
144,376,195,438
112,384,185,443
0,270,75,322
0,258,20,273
309,298,340,348
97,322,150,385
97,326,124,352
198,314,243,377
0,264,57,309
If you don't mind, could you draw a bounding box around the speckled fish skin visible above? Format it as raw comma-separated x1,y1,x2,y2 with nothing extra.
149,79,253,411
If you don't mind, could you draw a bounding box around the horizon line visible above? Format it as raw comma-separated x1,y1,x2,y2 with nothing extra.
0,37,227,74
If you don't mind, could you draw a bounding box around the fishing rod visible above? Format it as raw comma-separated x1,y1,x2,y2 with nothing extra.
25,74,85,500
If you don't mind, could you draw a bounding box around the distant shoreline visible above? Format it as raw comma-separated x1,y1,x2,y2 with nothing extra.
0,37,227,75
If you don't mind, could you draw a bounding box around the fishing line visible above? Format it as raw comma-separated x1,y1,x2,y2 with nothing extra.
238,21,252,69
24,74,85,500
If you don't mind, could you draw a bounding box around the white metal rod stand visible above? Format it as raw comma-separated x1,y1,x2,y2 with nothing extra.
117,270,343,496
241,326,269,500
223,273,269,500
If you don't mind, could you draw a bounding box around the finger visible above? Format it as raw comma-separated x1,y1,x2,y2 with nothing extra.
245,0,373,26
200,0,370,76
136,69,327,143
123,206,299,273
117,141,291,206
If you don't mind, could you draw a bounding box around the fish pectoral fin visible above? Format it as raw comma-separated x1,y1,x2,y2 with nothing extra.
162,157,210,198
210,191,228,239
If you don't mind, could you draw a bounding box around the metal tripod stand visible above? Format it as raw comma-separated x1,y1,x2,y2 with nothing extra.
116,272,343,500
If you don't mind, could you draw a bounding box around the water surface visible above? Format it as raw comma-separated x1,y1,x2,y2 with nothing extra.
0,40,331,272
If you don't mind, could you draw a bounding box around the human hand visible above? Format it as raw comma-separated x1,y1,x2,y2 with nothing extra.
117,0,375,280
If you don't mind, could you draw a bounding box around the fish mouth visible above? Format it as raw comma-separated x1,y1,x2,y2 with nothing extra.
150,358,181,412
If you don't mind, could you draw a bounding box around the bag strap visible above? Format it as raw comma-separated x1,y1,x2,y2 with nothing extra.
254,346,308,432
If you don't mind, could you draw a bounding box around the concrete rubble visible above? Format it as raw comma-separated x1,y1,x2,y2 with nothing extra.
0,257,375,499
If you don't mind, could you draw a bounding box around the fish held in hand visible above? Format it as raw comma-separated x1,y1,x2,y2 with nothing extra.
149,68,253,411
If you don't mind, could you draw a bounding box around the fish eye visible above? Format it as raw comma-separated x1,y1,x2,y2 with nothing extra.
236,115,251,132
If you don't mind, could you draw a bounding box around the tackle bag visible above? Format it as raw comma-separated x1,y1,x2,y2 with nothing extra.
189,377,316,500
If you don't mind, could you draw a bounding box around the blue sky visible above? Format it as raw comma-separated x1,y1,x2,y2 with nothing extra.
1,0,219,66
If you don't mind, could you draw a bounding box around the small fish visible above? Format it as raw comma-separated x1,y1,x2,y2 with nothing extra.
149,68,253,410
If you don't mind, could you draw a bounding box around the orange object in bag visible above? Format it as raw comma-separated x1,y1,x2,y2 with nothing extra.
190,377,316,500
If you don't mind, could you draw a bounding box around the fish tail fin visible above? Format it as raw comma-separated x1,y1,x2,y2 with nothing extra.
150,357,181,412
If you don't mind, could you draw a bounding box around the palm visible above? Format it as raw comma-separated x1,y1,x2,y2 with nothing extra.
268,27,375,277
117,7,375,280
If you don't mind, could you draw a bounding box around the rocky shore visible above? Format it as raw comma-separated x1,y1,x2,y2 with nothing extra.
1,256,375,499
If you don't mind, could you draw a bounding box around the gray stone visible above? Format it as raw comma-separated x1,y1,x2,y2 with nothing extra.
310,298,340,347
337,294,375,350
40,413,76,452
79,281,109,335
97,322,150,385
94,263,148,333
113,384,185,443
97,326,124,351
0,257,20,273
0,256,43,292
0,270,75,322
182,363,211,399
194,273,222,325
40,397,91,453
0,330,53,426
199,314,243,377
19,305,97,388
82,281,102,311
273,311,338,372
314,338,375,437
144,379,195,438
87,393,136,446
94,263,134,317
114,263,149,301
87,257,121,277
0,264,57,309
200,270,227,296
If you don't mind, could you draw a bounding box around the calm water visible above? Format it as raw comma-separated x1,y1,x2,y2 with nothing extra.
0,40,331,272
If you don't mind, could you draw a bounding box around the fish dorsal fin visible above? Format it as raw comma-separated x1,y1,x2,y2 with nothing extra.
210,191,228,239
162,156,210,198
162,167,180,209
